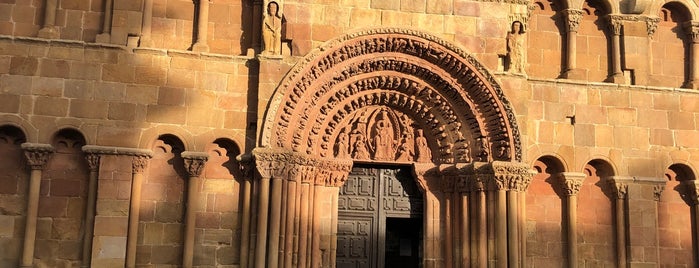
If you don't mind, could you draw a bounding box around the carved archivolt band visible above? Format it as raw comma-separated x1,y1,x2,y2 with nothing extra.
262,28,522,163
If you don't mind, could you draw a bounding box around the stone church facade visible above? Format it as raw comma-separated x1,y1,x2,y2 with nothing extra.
1,0,699,267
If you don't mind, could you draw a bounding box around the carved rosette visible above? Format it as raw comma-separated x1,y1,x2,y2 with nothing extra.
252,148,352,187
563,9,584,33
557,172,586,196
21,143,54,170
607,15,623,36
684,21,699,43
677,180,699,206
262,28,521,164
182,152,209,178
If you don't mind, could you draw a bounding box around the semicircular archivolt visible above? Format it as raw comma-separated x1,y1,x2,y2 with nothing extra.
263,28,521,163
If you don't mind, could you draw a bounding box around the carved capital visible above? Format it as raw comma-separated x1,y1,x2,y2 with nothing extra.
252,147,351,186
653,184,665,201
677,180,699,206
21,143,54,170
237,154,254,179
490,161,535,191
132,155,151,174
412,163,441,192
182,151,209,178
557,172,586,196
84,153,101,172
684,21,699,43
606,176,631,199
563,9,584,32
607,15,623,36
645,16,660,37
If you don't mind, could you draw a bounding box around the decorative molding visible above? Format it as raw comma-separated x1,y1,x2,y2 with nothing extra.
262,28,522,163
21,143,54,170
252,148,353,187
182,151,209,178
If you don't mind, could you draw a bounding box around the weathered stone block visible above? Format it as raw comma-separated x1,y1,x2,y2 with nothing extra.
9,56,38,76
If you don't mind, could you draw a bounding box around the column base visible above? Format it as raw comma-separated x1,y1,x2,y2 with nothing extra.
605,73,626,84
37,26,60,39
95,33,111,44
192,42,210,52
561,68,586,80
683,80,699,89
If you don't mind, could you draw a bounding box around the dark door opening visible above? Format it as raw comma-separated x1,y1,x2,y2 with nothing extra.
384,217,422,268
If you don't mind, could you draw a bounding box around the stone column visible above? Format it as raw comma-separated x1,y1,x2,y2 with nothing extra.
140,0,155,47
683,21,699,89
557,172,586,268
607,176,631,268
471,175,487,268
181,152,208,268
37,0,59,38
126,154,152,268
562,9,585,79
606,15,625,83
440,166,456,268
95,0,115,43
413,163,443,268
238,155,254,268
20,143,54,268
192,0,211,52
81,151,102,268
677,180,699,266
645,16,660,80
456,171,470,267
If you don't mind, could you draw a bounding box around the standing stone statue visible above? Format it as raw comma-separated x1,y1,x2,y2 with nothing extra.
415,129,431,162
262,1,282,55
507,21,526,74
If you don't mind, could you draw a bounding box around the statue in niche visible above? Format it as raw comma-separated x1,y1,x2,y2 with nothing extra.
335,129,350,158
371,110,396,160
262,1,282,55
395,132,415,162
415,129,432,162
506,21,526,74
351,133,370,160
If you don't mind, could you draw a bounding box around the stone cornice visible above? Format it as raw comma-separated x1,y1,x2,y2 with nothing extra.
82,145,153,157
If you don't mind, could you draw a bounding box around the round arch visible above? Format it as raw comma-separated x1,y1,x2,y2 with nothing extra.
648,0,698,20
260,28,522,164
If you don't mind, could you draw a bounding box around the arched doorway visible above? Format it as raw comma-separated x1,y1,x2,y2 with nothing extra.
336,165,423,268
252,28,531,268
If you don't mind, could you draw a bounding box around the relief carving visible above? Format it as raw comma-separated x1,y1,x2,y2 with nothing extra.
563,9,584,32
262,1,283,55
264,29,521,162
85,153,101,172
182,152,209,178
132,155,151,174
507,21,526,74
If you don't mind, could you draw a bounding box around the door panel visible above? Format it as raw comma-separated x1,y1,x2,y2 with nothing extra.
337,166,423,268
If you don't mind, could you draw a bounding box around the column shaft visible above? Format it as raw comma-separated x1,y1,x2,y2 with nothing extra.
310,185,322,268
567,31,577,70
268,178,283,268
183,176,201,267
519,192,527,268
615,198,626,268
507,191,519,268
140,0,154,46
126,172,144,268
193,0,210,51
38,0,59,38
298,183,310,268
240,178,252,268
254,177,271,268
692,42,699,86
21,169,42,267
444,192,453,268
460,193,470,267
478,190,487,267
81,155,100,268
283,180,297,268
496,190,507,268
567,195,578,268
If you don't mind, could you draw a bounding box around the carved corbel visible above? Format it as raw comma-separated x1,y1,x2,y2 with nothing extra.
21,143,54,170
182,152,209,178
677,180,699,206
563,9,584,33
